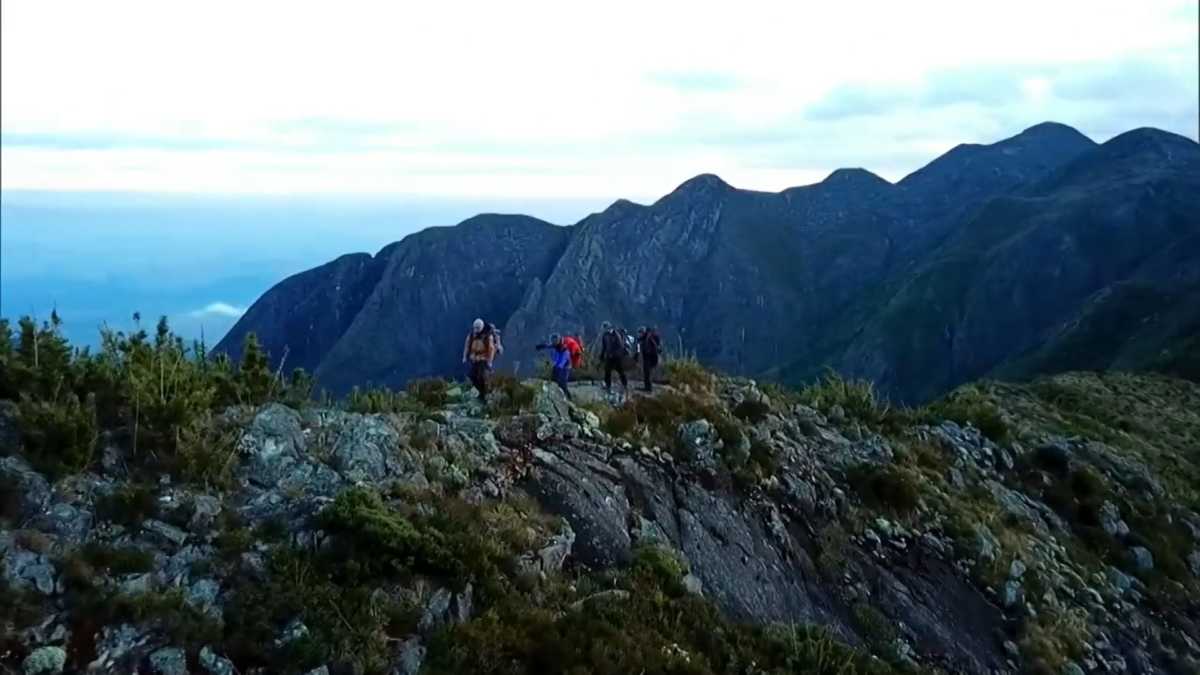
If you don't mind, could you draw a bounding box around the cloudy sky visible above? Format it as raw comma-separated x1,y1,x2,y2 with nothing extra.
2,0,1198,200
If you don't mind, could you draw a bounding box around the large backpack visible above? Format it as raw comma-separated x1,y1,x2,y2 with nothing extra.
563,336,583,368
642,331,660,359
602,330,624,360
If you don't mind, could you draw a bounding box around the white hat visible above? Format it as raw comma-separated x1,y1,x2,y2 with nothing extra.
472,318,484,332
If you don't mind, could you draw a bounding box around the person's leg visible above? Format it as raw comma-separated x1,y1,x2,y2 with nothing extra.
554,366,571,399
617,362,628,389
642,359,653,391
604,360,614,391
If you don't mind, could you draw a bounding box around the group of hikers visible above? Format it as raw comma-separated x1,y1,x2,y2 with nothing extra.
461,318,662,403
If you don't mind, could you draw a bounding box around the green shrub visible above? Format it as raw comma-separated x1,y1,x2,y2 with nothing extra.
733,398,771,423
800,370,892,426
408,377,451,408
488,374,537,417
923,386,1010,444
630,544,689,597
16,392,98,478
602,404,638,437
346,385,410,414
77,542,155,576
847,463,921,514
852,602,898,649
663,356,715,391
95,484,159,526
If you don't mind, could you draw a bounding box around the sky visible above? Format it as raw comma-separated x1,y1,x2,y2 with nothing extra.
2,0,1197,201
1,0,1198,347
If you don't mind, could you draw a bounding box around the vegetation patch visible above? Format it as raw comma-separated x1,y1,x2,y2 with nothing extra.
799,370,894,427
95,484,160,527
847,463,921,514
920,384,1010,444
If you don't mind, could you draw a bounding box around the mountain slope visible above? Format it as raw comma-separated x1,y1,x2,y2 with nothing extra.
217,122,1197,401
829,128,1200,402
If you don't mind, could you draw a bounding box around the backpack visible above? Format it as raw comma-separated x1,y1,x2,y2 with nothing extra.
563,336,583,368
623,332,637,357
641,331,660,359
602,330,624,360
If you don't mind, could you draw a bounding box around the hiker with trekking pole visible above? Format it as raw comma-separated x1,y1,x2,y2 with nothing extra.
535,333,574,400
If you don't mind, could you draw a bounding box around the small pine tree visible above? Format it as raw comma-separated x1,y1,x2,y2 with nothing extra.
237,333,274,406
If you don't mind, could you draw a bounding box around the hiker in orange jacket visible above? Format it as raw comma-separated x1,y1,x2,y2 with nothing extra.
462,318,496,402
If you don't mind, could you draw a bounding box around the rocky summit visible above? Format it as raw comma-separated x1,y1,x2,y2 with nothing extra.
215,122,1200,403
3,347,1199,673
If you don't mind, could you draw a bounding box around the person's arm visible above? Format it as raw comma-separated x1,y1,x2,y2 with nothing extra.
462,334,470,362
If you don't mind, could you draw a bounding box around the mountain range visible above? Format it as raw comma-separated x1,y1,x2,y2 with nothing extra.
216,122,1200,402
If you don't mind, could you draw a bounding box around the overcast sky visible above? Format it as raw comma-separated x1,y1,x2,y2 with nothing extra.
2,0,1197,200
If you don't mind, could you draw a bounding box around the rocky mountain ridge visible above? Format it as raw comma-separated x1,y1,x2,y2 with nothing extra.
3,363,1199,674
215,122,1200,402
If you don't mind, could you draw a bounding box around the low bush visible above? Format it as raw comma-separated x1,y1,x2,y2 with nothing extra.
346,386,411,414
488,374,537,417
847,463,921,514
408,377,451,408
799,370,892,427
16,392,98,478
732,398,771,423
95,484,159,527
663,356,715,392
922,385,1010,444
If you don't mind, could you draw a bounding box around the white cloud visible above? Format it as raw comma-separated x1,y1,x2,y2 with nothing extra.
2,0,1196,197
189,302,246,319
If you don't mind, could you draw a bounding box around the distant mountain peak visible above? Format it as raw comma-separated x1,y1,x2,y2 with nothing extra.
821,168,891,189
671,173,732,195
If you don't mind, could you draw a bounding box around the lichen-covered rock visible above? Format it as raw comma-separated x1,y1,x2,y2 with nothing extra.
3,548,57,595
149,647,189,675
0,455,51,522
198,646,235,675
21,646,66,674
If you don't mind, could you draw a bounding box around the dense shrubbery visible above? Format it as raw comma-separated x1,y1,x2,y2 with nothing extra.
920,385,1010,443
846,463,922,514
0,313,303,481
799,370,893,427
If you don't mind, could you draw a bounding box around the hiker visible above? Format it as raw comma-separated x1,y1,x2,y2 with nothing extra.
599,321,629,399
488,322,504,357
562,334,584,370
637,326,662,392
461,318,496,402
535,333,572,399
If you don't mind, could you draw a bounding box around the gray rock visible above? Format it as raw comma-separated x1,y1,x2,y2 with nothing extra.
1061,661,1086,675
118,573,156,596
683,573,705,595
89,624,152,672
22,646,66,674
303,668,330,675
239,403,306,487
533,381,571,420
32,501,92,545
677,419,720,469
1100,501,1130,538
1107,566,1134,594
973,524,1001,563
1009,559,1027,580
330,413,400,483
190,496,223,530
418,588,453,632
143,519,189,547
0,456,51,523
1188,550,1200,578
3,549,57,595
275,618,310,647
1001,580,1024,608
392,637,426,675
186,578,222,618
1130,546,1154,571
199,646,236,675
149,647,189,675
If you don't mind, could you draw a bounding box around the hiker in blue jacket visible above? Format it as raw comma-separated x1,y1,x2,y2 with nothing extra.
535,333,573,399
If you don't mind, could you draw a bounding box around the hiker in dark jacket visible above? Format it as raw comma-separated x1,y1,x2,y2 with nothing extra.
535,333,572,399
637,326,662,392
462,318,496,402
599,321,629,398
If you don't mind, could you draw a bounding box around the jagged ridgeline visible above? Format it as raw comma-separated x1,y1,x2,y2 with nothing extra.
215,122,1200,403
3,317,1199,674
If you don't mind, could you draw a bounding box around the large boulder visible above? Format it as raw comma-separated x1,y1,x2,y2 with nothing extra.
0,456,51,524
238,404,306,488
